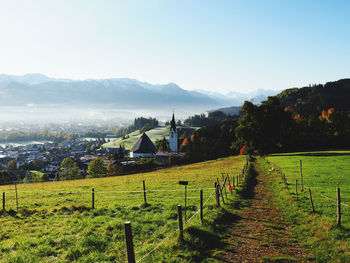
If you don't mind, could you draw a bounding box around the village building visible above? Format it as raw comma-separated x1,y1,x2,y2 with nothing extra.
130,133,157,158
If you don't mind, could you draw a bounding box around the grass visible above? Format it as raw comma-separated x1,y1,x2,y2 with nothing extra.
263,150,350,262
143,161,254,262
102,126,170,150
0,155,246,262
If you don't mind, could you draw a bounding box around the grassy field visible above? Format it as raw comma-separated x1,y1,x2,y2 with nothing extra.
264,151,350,261
102,126,170,150
0,155,246,262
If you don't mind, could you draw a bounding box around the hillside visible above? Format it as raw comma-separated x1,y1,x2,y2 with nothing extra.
277,78,350,115
102,126,170,150
0,155,246,262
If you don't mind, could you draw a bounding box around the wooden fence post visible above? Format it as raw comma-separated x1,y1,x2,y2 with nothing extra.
295,180,298,201
337,187,341,227
200,189,203,223
236,176,239,186
221,175,228,200
142,180,147,205
124,222,136,263
214,182,220,207
92,188,95,209
2,192,5,211
300,160,304,191
178,205,184,241
216,183,220,207
216,178,225,204
232,176,235,190
227,175,233,194
309,188,315,213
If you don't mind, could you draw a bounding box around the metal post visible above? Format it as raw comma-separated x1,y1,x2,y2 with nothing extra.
337,187,341,227
300,160,304,191
184,184,187,223
143,180,147,205
178,205,184,241
200,189,203,223
92,188,95,209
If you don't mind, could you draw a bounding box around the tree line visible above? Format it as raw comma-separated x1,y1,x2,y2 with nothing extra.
115,117,159,137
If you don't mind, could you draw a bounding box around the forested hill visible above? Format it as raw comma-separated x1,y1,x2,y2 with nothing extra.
277,78,350,116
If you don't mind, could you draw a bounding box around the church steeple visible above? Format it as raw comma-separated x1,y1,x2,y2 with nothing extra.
170,112,176,132
169,111,178,152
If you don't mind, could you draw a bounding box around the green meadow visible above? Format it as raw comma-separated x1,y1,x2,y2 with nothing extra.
102,126,170,150
265,151,350,261
0,155,246,262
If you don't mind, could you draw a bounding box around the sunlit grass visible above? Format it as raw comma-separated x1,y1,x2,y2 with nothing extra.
264,151,350,262
102,126,170,150
0,155,245,262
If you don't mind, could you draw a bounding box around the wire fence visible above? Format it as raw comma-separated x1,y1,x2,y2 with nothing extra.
266,158,350,226
0,160,249,263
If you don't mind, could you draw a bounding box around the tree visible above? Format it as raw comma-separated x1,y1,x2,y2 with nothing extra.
107,162,116,176
58,158,81,180
157,137,170,152
0,170,13,185
235,98,294,155
32,159,46,171
87,158,107,178
182,137,189,146
180,137,189,151
7,160,17,171
118,145,124,159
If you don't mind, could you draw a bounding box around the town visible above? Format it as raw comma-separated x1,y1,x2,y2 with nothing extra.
0,114,183,183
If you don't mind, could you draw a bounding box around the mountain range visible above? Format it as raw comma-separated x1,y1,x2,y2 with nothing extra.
0,74,278,109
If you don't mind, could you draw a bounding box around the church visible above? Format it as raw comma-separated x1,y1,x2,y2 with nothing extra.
169,113,178,152
129,113,179,158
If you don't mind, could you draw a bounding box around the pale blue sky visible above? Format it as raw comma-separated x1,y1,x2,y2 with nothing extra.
0,0,349,93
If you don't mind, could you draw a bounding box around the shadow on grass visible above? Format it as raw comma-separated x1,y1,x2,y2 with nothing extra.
181,208,242,262
0,209,19,218
178,162,260,262
236,163,258,199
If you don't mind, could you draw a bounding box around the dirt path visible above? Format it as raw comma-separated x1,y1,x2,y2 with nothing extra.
222,162,313,262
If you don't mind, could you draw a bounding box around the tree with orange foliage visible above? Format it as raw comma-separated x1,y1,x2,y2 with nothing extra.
319,108,335,123
190,134,195,142
7,160,17,171
182,137,189,146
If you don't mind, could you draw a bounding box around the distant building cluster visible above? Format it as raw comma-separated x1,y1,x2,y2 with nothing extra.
0,113,184,182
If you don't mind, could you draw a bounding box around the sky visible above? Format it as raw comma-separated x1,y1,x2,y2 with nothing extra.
0,0,349,93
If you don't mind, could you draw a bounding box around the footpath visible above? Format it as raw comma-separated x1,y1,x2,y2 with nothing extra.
222,162,313,262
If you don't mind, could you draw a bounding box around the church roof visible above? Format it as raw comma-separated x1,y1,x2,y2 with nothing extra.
131,133,158,154
170,113,176,132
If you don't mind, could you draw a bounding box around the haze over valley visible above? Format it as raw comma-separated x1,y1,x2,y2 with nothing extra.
0,73,278,126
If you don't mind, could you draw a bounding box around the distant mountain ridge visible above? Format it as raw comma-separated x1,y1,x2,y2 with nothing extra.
0,74,278,110
0,74,218,109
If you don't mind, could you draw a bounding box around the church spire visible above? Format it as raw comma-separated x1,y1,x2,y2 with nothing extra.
170,112,176,132
169,111,178,152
